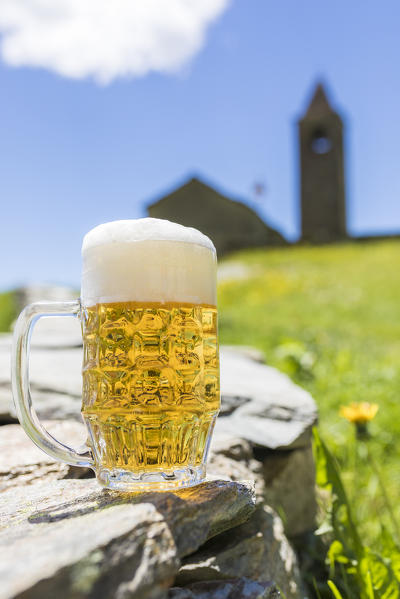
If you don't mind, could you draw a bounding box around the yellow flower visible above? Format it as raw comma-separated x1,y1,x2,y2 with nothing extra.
339,402,379,424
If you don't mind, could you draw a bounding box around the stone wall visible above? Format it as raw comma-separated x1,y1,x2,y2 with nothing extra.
1,293,318,597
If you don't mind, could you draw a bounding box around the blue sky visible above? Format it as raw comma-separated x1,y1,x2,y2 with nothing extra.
1,0,400,289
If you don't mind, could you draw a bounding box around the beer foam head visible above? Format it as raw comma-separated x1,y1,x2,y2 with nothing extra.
81,218,217,305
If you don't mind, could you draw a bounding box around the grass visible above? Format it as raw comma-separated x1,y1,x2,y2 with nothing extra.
0,291,17,332
218,240,400,548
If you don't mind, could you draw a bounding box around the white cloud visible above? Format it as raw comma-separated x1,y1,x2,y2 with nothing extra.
0,0,230,84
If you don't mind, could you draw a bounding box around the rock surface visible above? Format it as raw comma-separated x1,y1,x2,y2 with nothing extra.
0,343,83,397
7,286,317,453
0,296,317,596
176,506,302,599
0,479,255,599
217,349,317,450
0,327,83,422
12,285,82,348
0,336,317,448
0,330,318,537
0,424,303,596
0,420,92,491
169,579,280,599
208,433,317,538
260,446,317,537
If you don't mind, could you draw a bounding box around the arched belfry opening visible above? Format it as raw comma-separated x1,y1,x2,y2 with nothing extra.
298,82,347,243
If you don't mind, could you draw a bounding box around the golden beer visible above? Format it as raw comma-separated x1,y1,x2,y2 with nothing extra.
81,300,219,474
12,218,219,491
79,218,219,489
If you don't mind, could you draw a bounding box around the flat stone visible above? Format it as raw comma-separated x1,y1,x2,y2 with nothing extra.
169,578,280,599
0,334,12,350
209,433,254,463
175,506,302,599
0,385,17,424
0,340,82,396
0,478,255,599
8,285,81,349
0,343,317,453
29,315,83,349
0,384,82,424
0,421,92,491
217,349,318,450
209,434,317,538
208,438,265,503
0,340,83,423
0,342,11,387
221,345,266,364
0,321,82,352
17,347,82,396
260,446,317,537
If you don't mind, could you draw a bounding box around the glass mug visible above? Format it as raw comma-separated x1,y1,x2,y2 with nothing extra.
12,219,220,490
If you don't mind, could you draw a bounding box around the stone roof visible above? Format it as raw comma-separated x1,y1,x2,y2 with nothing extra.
300,81,343,125
147,177,287,256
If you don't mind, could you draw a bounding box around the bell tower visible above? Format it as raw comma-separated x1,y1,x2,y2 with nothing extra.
298,83,347,243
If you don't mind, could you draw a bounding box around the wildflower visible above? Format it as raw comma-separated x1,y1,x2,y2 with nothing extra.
339,402,379,439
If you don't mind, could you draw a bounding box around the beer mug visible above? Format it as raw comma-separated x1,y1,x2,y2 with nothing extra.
12,219,220,490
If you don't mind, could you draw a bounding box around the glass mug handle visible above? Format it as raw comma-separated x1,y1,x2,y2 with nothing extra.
11,300,94,468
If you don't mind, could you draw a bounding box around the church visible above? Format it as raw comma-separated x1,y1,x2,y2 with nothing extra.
148,177,287,256
147,82,347,254
298,83,346,243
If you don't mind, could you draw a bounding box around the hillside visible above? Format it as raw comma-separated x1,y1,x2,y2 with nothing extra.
218,240,400,544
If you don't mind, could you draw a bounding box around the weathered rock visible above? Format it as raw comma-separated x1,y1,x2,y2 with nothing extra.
0,340,318,537
0,421,92,491
4,284,81,351
0,383,82,423
169,578,280,599
21,346,82,396
0,319,82,351
209,432,316,538
0,339,11,388
0,329,82,421
0,332,82,421
221,345,266,364
0,333,13,350
216,350,317,450
208,436,266,503
0,341,317,449
0,384,17,424
260,446,317,537
175,506,302,599
0,319,318,541
209,433,254,463
0,478,255,599
29,315,83,349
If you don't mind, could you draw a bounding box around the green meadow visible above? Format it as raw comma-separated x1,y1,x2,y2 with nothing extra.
0,291,17,333
218,240,400,596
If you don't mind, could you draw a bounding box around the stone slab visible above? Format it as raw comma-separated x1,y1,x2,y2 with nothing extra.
176,505,302,599
169,578,280,599
260,446,317,537
208,434,317,538
217,350,317,450
0,344,317,452
0,421,91,491
0,346,83,396
0,385,82,424
0,478,255,599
